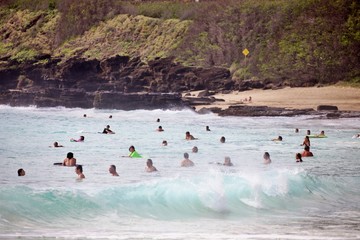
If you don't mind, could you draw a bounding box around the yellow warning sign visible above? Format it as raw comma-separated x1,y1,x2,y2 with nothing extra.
242,48,249,56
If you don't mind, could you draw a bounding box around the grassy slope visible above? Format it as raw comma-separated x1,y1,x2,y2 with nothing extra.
0,0,359,85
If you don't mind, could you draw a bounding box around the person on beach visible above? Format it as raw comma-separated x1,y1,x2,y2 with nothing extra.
223,156,233,166
220,136,226,143
17,168,25,176
192,146,198,153
75,165,85,180
102,125,114,134
301,145,314,157
71,136,84,142
109,165,119,176
127,145,142,158
296,153,303,162
206,126,211,131
52,141,63,147
145,159,157,172
263,152,271,164
185,131,197,140
181,153,194,167
272,136,283,141
162,140,168,146
157,126,164,132
301,136,311,147
63,152,77,166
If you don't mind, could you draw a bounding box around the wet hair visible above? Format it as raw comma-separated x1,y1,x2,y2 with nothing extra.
186,131,190,135
157,118,160,122
162,140,167,145
147,159,153,165
184,152,189,159
83,114,87,117
53,142,58,146
220,136,226,143
296,153,303,162
17,168,24,176
158,126,162,129
192,146,198,153
110,165,116,171
109,115,112,118
67,152,74,159
264,152,270,159
278,136,283,141
129,145,135,151
107,125,110,128
76,165,83,173
225,156,231,162
80,136,85,140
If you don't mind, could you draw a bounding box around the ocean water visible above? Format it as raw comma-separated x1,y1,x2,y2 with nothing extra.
0,105,359,240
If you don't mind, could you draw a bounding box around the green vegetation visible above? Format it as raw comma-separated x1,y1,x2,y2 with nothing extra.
0,0,359,85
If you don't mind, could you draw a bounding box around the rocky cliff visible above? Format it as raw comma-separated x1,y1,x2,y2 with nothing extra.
0,0,359,109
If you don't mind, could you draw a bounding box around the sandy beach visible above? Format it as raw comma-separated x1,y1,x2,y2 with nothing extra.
190,86,360,112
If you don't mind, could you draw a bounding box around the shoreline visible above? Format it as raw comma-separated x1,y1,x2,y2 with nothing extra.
185,86,360,112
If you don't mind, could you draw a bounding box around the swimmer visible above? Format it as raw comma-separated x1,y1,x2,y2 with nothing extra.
181,152,194,167
296,153,303,162
272,136,283,141
301,145,314,157
102,125,114,134
52,141,63,147
192,146,198,153
109,165,119,176
145,159,157,172
301,136,311,147
306,130,311,135
156,118,160,122
263,152,271,164
17,168,25,176
353,133,360,138
220,136,226,143
162,140,168,146
71,136,84,142
63,152,77,166
157,126,164,132
109,115,112,119
83,114,87,118
223,156,233,166
295,128,299,133
75,165,85,179
206,126,211,131
185,131,197,140
126,145,142,158
317,130,326,137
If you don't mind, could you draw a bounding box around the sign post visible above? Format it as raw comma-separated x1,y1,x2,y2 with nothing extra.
242,48,249,81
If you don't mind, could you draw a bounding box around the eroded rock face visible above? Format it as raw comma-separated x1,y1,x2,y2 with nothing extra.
0,56,230,109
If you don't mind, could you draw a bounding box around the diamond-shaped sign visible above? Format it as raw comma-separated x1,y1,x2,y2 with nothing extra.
242,48,249,56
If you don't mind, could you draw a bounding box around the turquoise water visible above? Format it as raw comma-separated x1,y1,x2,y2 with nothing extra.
0,105,359,239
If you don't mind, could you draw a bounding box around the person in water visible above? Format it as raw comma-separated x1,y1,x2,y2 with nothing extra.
181,152,194,167
296,153,303,162
75,165,85,179
185,131,196,140
128,145,142,158
223,156,233,166
295,128,299,133
156,118,160,122
317,130,326,137
220,136,226,143
306,130,311,135
301,145,314,157
17,168,25,176
109,165,119,176
301,136,311,147
162,140,168,146
52,141,63,147
109,115,112,119
206,126,211,131
157,126,164,132
145,159,157,172
71,136,84,142
102,125,114,134
63,152,77,166
272,136,283,141
192,146,198,153
263,152,271,164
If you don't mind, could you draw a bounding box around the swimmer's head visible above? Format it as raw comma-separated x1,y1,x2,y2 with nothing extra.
109,165,116,174
224,156,231,164
147,159,153,167
67,152,74,159
192,146,198,153
76,165,83,173
162,140,167,146
53,142,58,147
263,152,270,159
17,168,25,176
220,136,226,143
80,136,85,140
184,152,189,159
129,146,135,152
